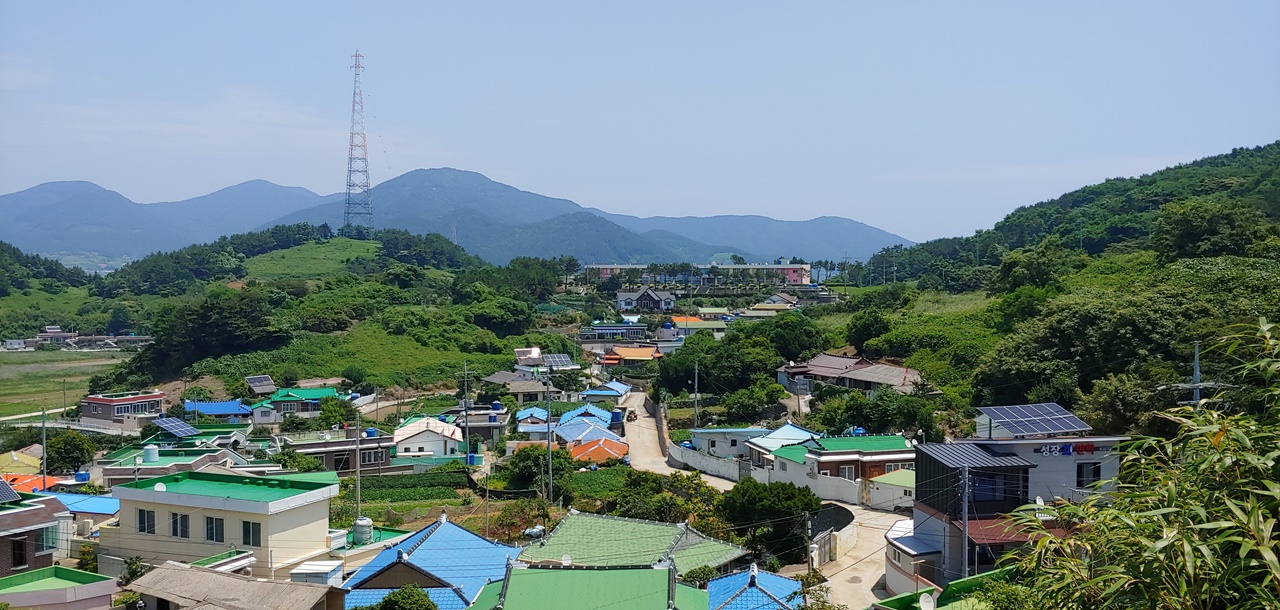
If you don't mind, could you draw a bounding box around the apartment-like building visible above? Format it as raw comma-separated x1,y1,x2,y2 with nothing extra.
81,390,166,424
100,472,342,580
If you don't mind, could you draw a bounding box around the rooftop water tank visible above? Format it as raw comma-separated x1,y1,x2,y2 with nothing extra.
488,414,498,423
74,471,91,483
852,427,867,436
610,409,623,424
352,516,374,546
438,415,448,422
365,428,377,438
142,444,160,463
491,401,502,410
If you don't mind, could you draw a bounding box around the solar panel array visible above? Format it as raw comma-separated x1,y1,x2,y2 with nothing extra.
542,354,574,369
245,375,277,395
978,403,1092,437
154,417,201,438
0,479,20,503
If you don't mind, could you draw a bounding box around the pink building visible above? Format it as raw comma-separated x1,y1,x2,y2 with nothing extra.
585,263,811,285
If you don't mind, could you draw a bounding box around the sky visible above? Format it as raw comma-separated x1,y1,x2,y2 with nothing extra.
2,2,1278,243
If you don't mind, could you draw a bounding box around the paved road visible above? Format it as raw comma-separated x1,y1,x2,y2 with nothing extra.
0,407,69,422
622,392,734,492
821,506,904,608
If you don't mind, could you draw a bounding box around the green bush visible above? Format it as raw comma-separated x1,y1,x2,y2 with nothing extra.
358,471,468,490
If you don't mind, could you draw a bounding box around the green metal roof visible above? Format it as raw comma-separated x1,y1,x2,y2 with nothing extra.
675,583,708,609
518,512,747,574
106,447,222,467
269,471,341,485
0,566,113,593
271,388,340,400
475,567,674,610
469,581,502,609
773,435,914,464
115,471,335,502
871,469,915,487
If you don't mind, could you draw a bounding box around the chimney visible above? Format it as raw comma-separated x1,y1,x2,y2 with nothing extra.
749,562,758,587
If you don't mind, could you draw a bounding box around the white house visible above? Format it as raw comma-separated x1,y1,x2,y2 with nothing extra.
690,428,770,459
865,469,915,511
394,416,464,457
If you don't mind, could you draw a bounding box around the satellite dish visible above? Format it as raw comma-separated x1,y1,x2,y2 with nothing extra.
322,433,331,441
154,482,167,492
919,591,936,610
1035,496,1045,506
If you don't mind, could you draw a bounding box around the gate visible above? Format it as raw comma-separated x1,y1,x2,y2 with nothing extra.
811,528,836,567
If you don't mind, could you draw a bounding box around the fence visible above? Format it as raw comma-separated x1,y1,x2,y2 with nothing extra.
667,442,743,481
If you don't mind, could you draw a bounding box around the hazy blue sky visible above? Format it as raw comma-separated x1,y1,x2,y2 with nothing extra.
2,2,1277,242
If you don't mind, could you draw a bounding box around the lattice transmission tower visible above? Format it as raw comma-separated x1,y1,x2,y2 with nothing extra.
342,50,374,236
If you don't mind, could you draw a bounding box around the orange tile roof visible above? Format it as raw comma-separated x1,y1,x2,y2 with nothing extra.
609,346,662,360
2,474,62,492
570,439,629,463
669,316,701,324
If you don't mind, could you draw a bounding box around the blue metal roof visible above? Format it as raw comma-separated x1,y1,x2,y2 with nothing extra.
517,422,555,434
554,418,621,443
184,399,249,416
708,568,803,610
560,404,612,422
344,587,470,610
515,407,549,421
604,380,632,394
691,428,771,434
341,518,517,604
40,492,119,515
581,386,622,397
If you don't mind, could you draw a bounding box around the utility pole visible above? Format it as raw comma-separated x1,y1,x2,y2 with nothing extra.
456,361,475,456
1192,340,1202,403
804,510,814,570
693,361,700,429
355,410,362,518
961,464,970,578
41,400,47,482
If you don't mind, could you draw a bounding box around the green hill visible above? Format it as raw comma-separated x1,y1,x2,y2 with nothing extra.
244,238,379,280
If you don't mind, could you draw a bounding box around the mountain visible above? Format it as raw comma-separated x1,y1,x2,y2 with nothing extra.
585,211,909,263
0,168,913,267
0,180,329,264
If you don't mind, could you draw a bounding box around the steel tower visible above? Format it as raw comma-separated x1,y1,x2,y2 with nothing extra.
343,50,374,235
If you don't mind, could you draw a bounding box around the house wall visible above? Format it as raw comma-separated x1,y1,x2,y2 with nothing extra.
0,532,55,577
770,459,860,504
397,430,458,457
689,431,759,459
100,498,331,579
867,481,914,511
960,438,1122,504
81,398,163,422
883,544,941,597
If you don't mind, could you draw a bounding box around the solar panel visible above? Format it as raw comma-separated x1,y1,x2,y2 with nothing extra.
245,375,277,395
978,403,1092,437
0,479,20,503
542,354,574,369
154,416,201,438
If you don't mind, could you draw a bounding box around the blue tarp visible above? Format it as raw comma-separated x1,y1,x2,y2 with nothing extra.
41,492,119,515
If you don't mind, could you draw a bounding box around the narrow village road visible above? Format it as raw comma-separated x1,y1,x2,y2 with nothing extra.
622,392,733,492
820,506,903,609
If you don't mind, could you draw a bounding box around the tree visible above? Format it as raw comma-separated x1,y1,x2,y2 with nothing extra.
1150,197,1270,262
46,430,97,473
120,556,151,585
845,309,890,352
492,498,550,543
179,386,214,402
370,584,439,610
78,544,98,573
280,366,300,388
280,414,319,433
165,403,188,420
681,565,718,587
271,448,323,472
720,478,820,563
318,396,359,429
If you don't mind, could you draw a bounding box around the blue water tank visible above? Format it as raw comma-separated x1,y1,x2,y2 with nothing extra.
610,409,623,424
74,471,90,483
853,426,867,436
365,428,377,438
466,453,478,466
350,393,361,400
438,415,448,422
663,322,672,329
491,401,502,410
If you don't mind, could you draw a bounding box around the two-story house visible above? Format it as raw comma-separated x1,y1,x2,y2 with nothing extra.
100,472,343,580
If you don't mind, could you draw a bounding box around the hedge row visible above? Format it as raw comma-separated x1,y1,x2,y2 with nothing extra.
362,486,460,502
361,471,469,490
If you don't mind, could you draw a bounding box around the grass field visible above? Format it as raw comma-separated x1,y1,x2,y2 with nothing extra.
243,238,380,280
0,350,129,417
910,290,993,315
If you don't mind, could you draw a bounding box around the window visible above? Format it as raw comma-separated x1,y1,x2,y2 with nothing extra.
35,526,56,553
1077,462,1103,488
839,465,856,480
91,405,101,414
709,440,717,448
334,454,351,471
779,460,787,471
885,462,915,473
891,548,902,564
281,403,297,413
417,446,424,453
904,489,913,497
206,517,224,543
170,513,190,539
730,439,738,447
973,475,1006,503
138,509,156,535
11,536,26,568
361,449,384,465
242,521,262,547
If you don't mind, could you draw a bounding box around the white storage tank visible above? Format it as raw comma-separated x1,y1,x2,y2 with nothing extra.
353,516,374,546
142,444,160,463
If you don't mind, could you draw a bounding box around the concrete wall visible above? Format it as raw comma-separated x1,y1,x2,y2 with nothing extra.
667,443,742,481
689,430,758,459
